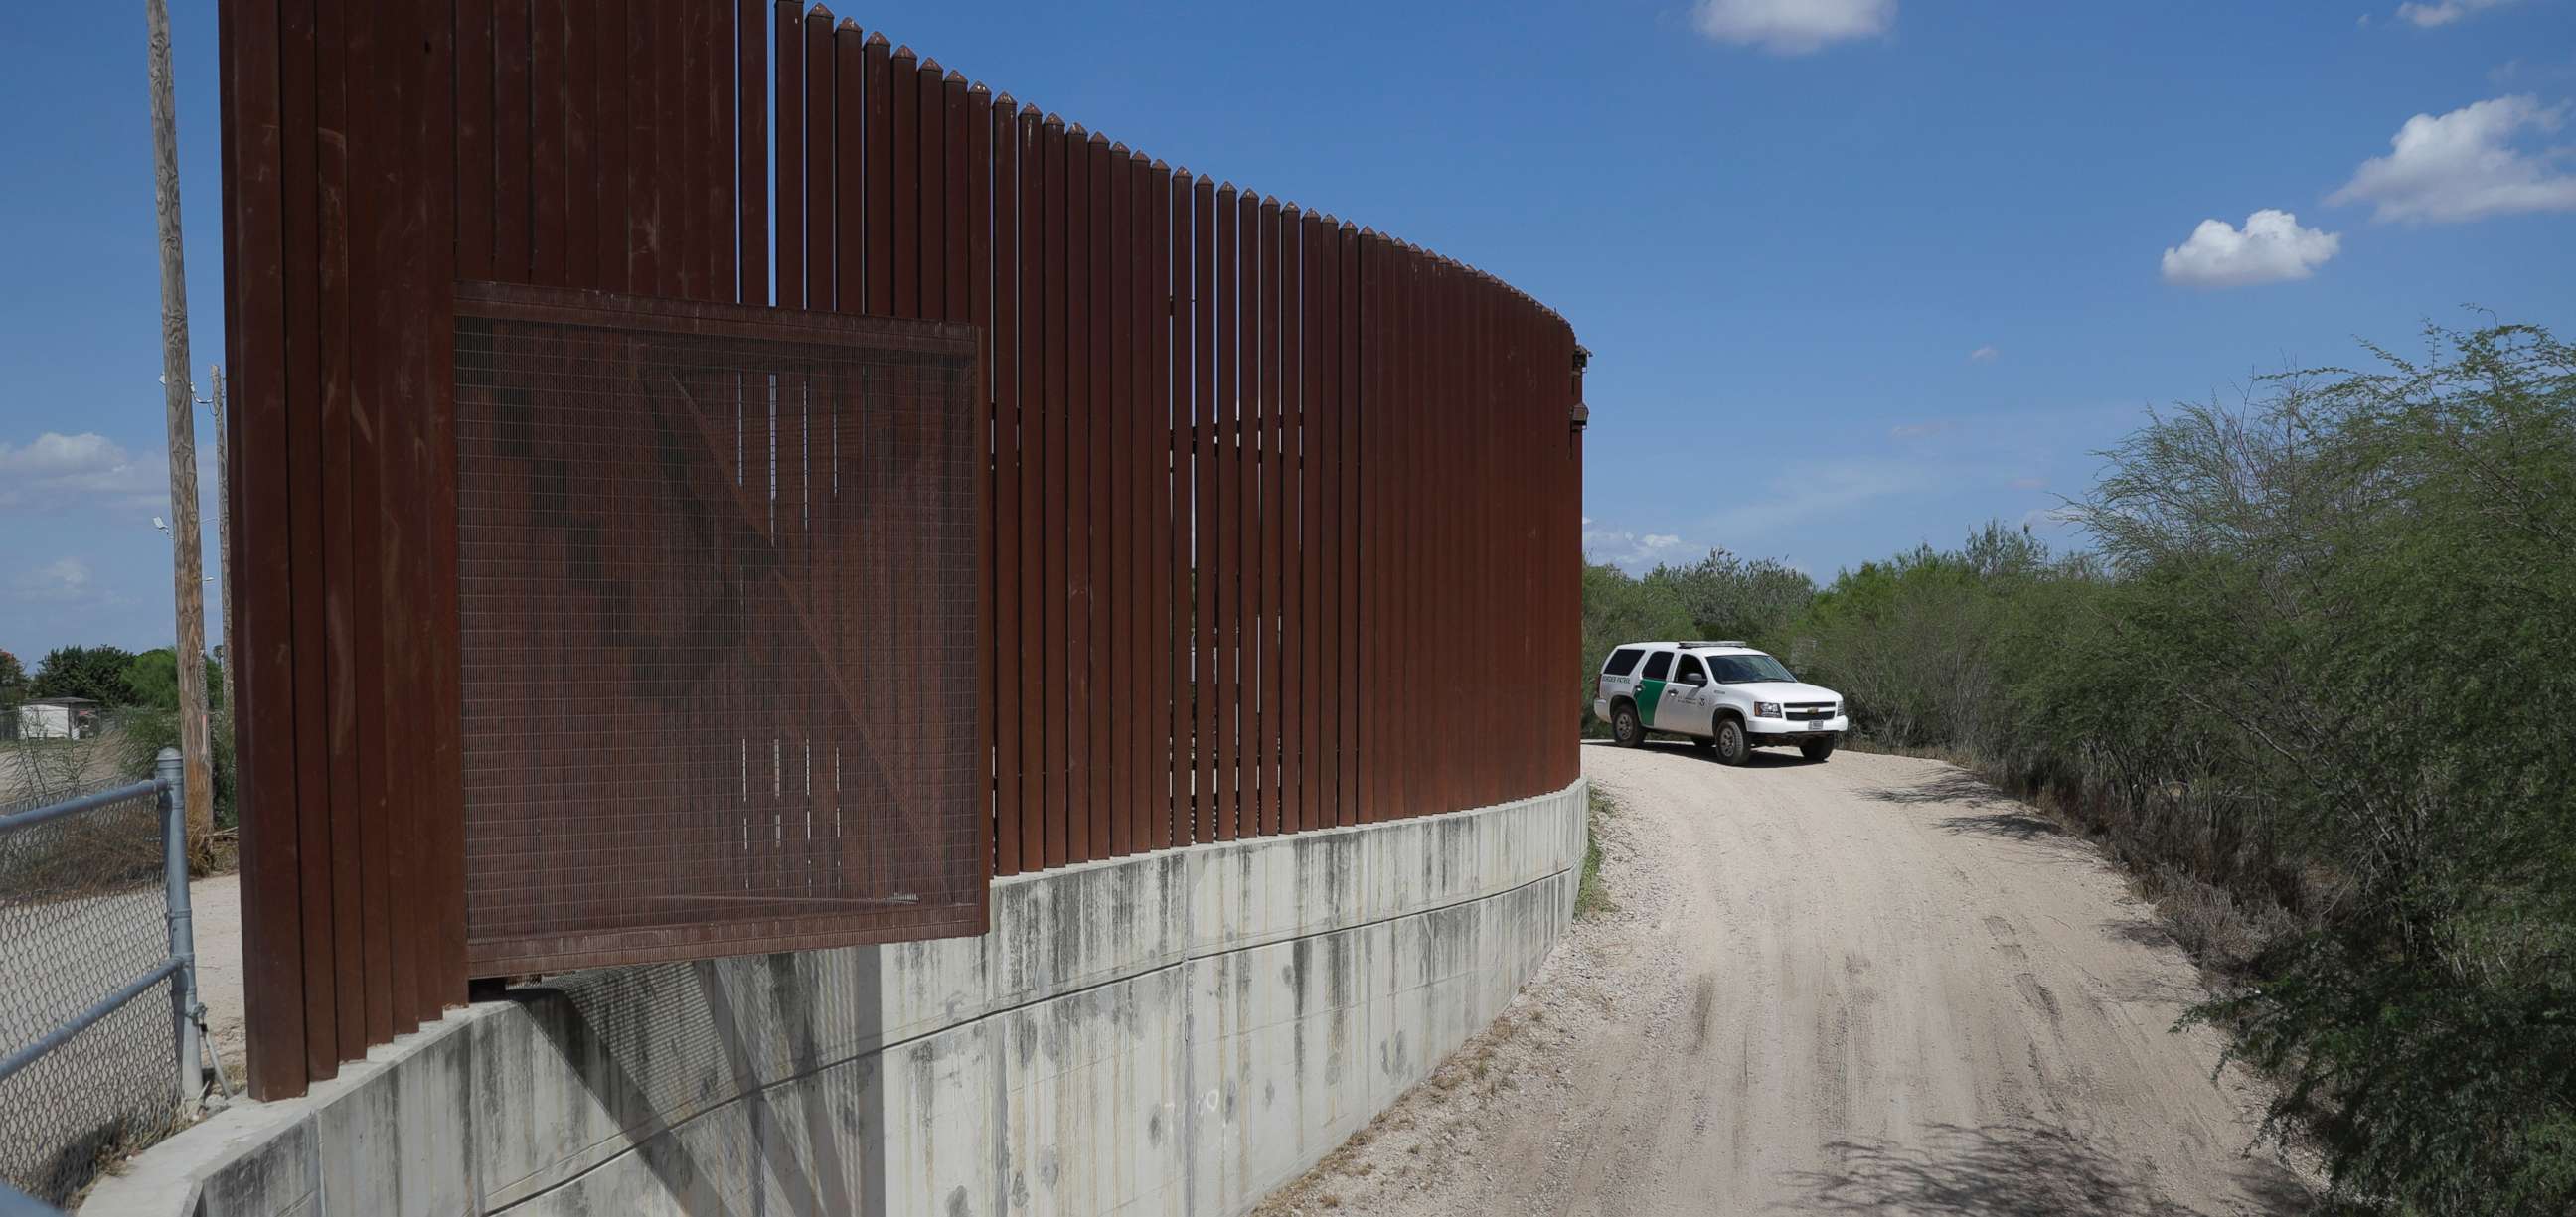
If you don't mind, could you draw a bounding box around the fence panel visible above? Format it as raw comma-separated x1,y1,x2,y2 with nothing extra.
1149,158,1179,852
1015,103,1047,873
1105,141,1134,858
449,285,987,974
1083,131,1114,859
221,0,1583,1099
1188,173,1217,846
1213,182,1241,839
0,770,192,1206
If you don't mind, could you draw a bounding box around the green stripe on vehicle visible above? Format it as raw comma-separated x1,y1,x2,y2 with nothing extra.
1636,678,1667,726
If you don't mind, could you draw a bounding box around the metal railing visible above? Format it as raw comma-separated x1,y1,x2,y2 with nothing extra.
0,749,206,1206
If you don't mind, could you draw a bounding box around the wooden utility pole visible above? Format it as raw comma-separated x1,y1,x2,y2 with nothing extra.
209,366,235,725
148,0,213,851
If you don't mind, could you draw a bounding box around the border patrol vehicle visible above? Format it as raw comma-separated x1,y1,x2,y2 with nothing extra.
1593,641,1846,764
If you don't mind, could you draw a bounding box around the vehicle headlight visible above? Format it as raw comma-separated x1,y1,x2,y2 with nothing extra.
1754,701,1782,718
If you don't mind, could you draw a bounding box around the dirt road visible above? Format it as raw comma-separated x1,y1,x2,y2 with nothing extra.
1260,743,2313,1216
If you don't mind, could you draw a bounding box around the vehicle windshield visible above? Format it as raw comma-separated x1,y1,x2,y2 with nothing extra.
1704,653,1797,685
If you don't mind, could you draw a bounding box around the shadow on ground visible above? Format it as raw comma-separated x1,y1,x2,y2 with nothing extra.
1853,769,2083,843
1934,809,2069,840
1778,1121,2311,1215
1857,768,2009,809
1615,738,1822,769
2102,919,2176,950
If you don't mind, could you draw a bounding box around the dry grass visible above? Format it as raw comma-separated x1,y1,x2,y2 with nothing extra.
1575,786,1617,917
2131,863,2303,972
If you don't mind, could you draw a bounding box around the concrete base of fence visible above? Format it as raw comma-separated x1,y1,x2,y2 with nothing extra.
83,778,1587,1217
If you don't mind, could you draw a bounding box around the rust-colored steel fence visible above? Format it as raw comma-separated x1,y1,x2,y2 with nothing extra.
219,0,1584,1101
451,284,991,977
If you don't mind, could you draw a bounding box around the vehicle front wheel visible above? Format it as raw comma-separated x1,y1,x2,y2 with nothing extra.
1801,738,1836,763
1611,703,1644,748
1713,718,1751,766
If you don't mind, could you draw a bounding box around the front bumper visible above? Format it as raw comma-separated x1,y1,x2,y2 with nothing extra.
1748,716,1843,739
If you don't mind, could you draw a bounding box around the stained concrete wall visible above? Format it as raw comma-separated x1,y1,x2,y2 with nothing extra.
87,779,1587,1217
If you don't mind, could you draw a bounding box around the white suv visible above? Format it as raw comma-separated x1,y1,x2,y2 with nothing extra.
1593,641,1847,764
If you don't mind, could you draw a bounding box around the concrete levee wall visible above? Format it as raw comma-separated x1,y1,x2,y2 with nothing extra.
87,779,1586,1217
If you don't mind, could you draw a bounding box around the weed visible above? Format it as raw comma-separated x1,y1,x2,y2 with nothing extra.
1575,786,1617,917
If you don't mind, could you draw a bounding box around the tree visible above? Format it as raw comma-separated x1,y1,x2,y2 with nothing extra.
113,646,236,834
122,647,222,713
0,649,28,707
1639,548,1815,651
125,648,181,710
28,645,140,705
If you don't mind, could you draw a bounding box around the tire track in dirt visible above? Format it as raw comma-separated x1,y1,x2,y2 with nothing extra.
1257,744,2315,1217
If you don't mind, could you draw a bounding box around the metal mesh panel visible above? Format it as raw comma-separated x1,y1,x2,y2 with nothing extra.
0,788,178,1204
453,285,986,975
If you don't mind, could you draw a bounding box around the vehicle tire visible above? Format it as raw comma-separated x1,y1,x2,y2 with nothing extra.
1801,739,1836,763
1611,702,1644,748
1713,717,1751,766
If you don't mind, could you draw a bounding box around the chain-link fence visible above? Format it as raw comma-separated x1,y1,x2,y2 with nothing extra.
0,754,197,1206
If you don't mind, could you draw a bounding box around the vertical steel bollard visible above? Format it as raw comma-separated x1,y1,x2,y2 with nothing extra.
155,747,200,1112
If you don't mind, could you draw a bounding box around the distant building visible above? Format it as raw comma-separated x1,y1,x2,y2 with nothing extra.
16,697,100,740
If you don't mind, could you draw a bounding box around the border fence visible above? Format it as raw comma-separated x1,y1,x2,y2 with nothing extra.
0,751,204,1206
220,0,1585,1100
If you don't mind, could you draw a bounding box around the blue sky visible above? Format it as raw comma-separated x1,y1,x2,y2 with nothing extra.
3,0,2573,659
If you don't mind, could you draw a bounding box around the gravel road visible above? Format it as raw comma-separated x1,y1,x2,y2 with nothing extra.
1258,742,2315,1216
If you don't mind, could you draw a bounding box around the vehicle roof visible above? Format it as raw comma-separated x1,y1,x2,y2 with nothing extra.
1609,641,1769,656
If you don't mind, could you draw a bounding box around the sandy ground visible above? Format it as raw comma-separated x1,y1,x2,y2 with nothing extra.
188,873,244,1087
1257,742,2316,1217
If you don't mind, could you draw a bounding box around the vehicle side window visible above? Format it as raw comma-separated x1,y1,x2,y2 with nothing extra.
1603,647,1644,678
1675,656,1707,685
1641,652,1673,680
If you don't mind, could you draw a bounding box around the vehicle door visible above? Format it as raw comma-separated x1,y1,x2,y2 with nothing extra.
1634,649,1675,730
1666,654,1717,737
1597,646,1647,716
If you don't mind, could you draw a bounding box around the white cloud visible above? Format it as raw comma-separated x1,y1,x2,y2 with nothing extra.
2160,209,2341,288
2009,476,2048,491
2327,95,2576,223
1889,420,1953,440
2394,0,2517,27
0,432,167,511
1582,525,1694,569
12,558,96,604
1691,0,1893,54
1968,345,1999,363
